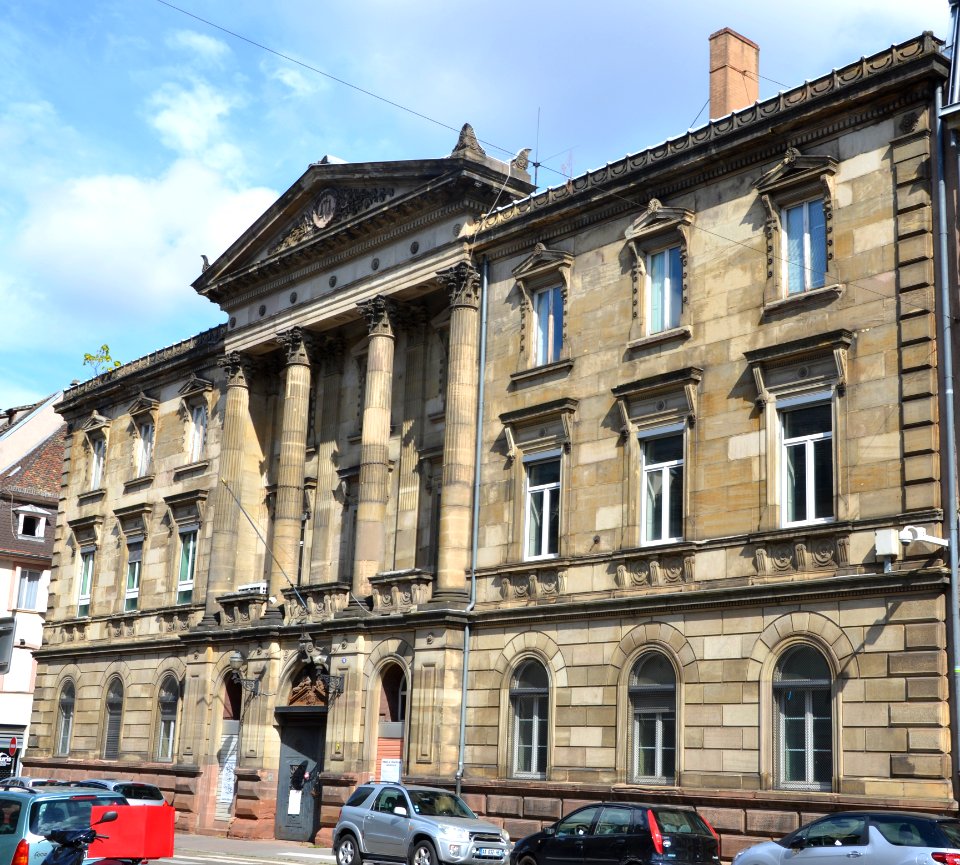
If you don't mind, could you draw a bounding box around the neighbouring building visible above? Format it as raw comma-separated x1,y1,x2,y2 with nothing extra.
25,29,960,858
0,393,65,776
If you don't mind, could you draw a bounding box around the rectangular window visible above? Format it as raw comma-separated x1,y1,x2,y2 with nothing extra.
641,432,683,544
783,198,827,295
16,569,41,610
17,513,45,539
534,285,563,366
781,401,833,525
633,706,676,783
137,422,154,477
78,549,94,617
777,686,832,788
158,718,176,761
513,694,547,777
647,245,682,333
125,541,142,612
90,437,106,490
177,529,197,604
524,457,560,560
189,404,207,462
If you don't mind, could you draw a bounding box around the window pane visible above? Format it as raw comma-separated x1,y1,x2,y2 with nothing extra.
786,442,806,523
527,489,544,556
785,204,806,294
667,245,682,329
547,489,559,555
529,459,560,487
649,250,665,332
551,286,563,362
807,200,827,288
645,435,683,464
813,438,833,519
668,465,683,538
645,470,664,541
635,713,659,776
783,403,831,438
535,290,550,364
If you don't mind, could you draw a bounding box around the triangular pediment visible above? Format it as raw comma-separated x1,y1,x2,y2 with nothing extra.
624,199,694,244
127,392,158,418
192,132,534,308
512,244,574,282
754,147,837,195
77,411,110,433
178,376,213,400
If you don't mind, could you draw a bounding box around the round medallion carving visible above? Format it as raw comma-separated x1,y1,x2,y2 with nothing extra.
229,316,237,329
371,257,380,271
410,241,420,254
329,275,337,288
289,291,298,305
258,304,266,317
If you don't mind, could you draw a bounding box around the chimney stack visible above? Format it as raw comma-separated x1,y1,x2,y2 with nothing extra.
709,28,759,120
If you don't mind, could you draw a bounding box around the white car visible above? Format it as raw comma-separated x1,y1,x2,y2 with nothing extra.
733,811,960,865
73,779,167,807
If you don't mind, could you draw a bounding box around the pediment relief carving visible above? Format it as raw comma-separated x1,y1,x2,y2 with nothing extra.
269,186,397,255
624,199,695,247
753,147,838,198
512,243,574,286
127,392,158,419
77,411,110,433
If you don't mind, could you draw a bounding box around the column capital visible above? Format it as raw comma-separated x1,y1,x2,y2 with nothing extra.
276,327,313,366
217,351,256,388
438,261,481,310
358,296,399,338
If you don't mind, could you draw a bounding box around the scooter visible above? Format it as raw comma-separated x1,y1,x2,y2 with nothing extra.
41,810,143,865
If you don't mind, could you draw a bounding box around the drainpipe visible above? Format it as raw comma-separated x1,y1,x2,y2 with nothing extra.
456,255,488,798
935,80,960,806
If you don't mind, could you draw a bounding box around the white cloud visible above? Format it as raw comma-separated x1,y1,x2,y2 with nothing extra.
270,64,322,98
166,30,230,65
147,80,239,164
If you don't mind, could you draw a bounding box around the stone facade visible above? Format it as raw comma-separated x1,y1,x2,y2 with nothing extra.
26,32,960,859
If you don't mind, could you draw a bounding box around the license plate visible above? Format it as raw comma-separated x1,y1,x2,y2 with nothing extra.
477,849,504,858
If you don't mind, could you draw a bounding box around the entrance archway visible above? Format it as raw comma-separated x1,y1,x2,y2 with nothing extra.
375,662,407,781
215,678,241,821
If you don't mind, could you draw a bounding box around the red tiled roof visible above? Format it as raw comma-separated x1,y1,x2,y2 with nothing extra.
0,425,66,500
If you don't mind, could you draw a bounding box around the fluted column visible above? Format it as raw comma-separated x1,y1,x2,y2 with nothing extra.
270,328,312,606
353,296,398,598
434,263,481,601
204,352,254,623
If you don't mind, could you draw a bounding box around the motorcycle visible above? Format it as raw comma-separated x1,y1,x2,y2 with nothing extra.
41,810,143,865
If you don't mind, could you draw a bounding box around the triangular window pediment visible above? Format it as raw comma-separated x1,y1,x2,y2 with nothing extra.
178,376,213,402
512,244,574,283
754,148,837,197
624,199,694,245
78,411,110,433
127,392,158,419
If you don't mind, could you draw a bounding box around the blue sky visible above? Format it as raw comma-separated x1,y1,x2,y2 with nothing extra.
0,0,951,408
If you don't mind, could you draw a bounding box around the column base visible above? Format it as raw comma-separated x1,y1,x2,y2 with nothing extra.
426,588,470,609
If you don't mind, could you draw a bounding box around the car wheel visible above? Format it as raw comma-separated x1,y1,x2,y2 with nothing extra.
336,833,360,865
411,839,438,865
519,857,539,865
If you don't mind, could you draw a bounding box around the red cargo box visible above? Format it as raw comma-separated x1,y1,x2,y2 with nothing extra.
87,804,175,860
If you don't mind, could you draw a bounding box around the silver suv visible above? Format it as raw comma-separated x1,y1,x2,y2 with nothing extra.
334,783,510,865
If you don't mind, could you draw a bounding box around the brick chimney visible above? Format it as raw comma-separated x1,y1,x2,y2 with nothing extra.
709,28,759,119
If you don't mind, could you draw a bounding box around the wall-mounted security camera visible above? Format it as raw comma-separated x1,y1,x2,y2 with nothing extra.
899,525,949,548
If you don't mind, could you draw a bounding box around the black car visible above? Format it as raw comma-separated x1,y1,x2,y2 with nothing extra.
510,802,720,865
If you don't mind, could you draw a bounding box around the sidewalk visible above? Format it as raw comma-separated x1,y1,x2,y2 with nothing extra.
173,832,335,863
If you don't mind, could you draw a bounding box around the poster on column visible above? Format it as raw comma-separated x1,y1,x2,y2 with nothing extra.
287,789,302,816
380,759,401,783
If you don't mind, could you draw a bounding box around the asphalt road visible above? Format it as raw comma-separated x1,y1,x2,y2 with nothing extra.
155,833,336,865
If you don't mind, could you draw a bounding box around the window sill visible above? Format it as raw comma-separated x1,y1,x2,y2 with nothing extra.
627,325,692,352
762,283,843,318
173,460,209,482
77,489,106,506
123,475,154,494
510,358,574,387
15,535,45,543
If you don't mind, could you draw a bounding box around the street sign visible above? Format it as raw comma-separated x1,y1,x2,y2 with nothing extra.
7,737,15,756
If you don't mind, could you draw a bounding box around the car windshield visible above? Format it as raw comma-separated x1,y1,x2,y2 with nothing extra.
29,796,122,835
937,821,960,848
407,790,475,819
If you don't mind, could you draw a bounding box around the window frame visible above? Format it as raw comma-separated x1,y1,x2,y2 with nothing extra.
102,678,124,760
156,675,180,763
136,420,155,478
55,682,76,757
510,659,549,780
646,244,684,335
124,538,143,612
533,284,564,366
89,435,106,491
188,403,207,463
15,507,48,540
624,199,694,348
773,645,833,792
629,652,678,785
77,547,95,617
15,567,42,611
523,450,562,561
781,197,827,295
754,147,839,309
177,527,198,605
779,395,834,527
639,424,685,546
